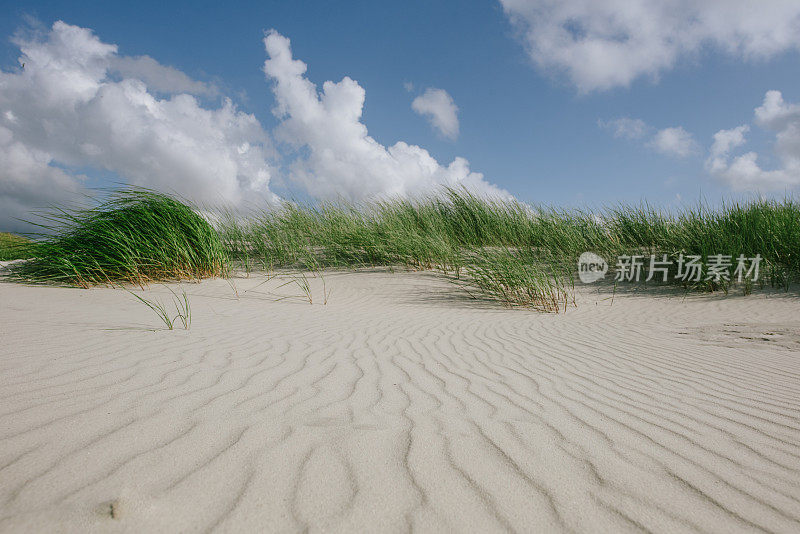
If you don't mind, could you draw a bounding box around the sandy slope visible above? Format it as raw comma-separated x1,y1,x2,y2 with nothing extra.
0,269,799,533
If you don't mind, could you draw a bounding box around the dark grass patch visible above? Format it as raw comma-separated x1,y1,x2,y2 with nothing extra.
0,232,33,261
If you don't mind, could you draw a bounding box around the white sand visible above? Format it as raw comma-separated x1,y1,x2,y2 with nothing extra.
1,269,799,533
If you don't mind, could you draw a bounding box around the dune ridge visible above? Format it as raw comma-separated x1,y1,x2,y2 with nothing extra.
1,270,799,533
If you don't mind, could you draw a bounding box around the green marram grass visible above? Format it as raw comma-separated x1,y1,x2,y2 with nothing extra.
0,232,33,261
5,187,799,310
219,189,800,297
464,247,575,312
7,189,226,287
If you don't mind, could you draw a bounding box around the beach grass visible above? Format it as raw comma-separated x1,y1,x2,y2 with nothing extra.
7,189,226,287
6,187,798,309
0,232,33,261
464,248,575,312
128,286,191,330
219,189,799,300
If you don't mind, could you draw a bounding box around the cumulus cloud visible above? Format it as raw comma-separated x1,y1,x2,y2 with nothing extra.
500,0,800,92
707,125,749,173
0,22,507,232
598,117,647,140
600,117,696,158
411,88,459,140
0,21,276,231
110,55,218,96
0,127,87,233
647,127,697,158
262,30,507,201
707,91,800,190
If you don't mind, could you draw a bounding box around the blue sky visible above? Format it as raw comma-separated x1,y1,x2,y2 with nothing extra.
2,1,800,230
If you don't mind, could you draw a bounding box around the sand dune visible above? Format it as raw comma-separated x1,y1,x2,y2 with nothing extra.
1,269,799,533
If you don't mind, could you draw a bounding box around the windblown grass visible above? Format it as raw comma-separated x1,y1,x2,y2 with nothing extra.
7,189,226,287
220,189,799,305
6,187,798,310
0,232,33,261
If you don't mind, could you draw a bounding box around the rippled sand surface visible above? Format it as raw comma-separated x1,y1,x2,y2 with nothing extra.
1,270,799,533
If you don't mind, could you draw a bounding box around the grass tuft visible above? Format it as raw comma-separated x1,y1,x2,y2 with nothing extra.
7,188,226,287
128,286,192,330
465,248,574,312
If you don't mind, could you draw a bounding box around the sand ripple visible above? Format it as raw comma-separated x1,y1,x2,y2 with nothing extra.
1,271,799,532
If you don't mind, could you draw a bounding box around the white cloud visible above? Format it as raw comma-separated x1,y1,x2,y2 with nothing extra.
707,125,749,173
755,90,800,130
110,55,218,96
707,91,800,190
600,117,696,158
0,126,86,232
262,30,507,201
647,127,697,158
0,21,276,232
0,22,508,232
500,0,800,92
411,88,460,140
598,117,647,140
